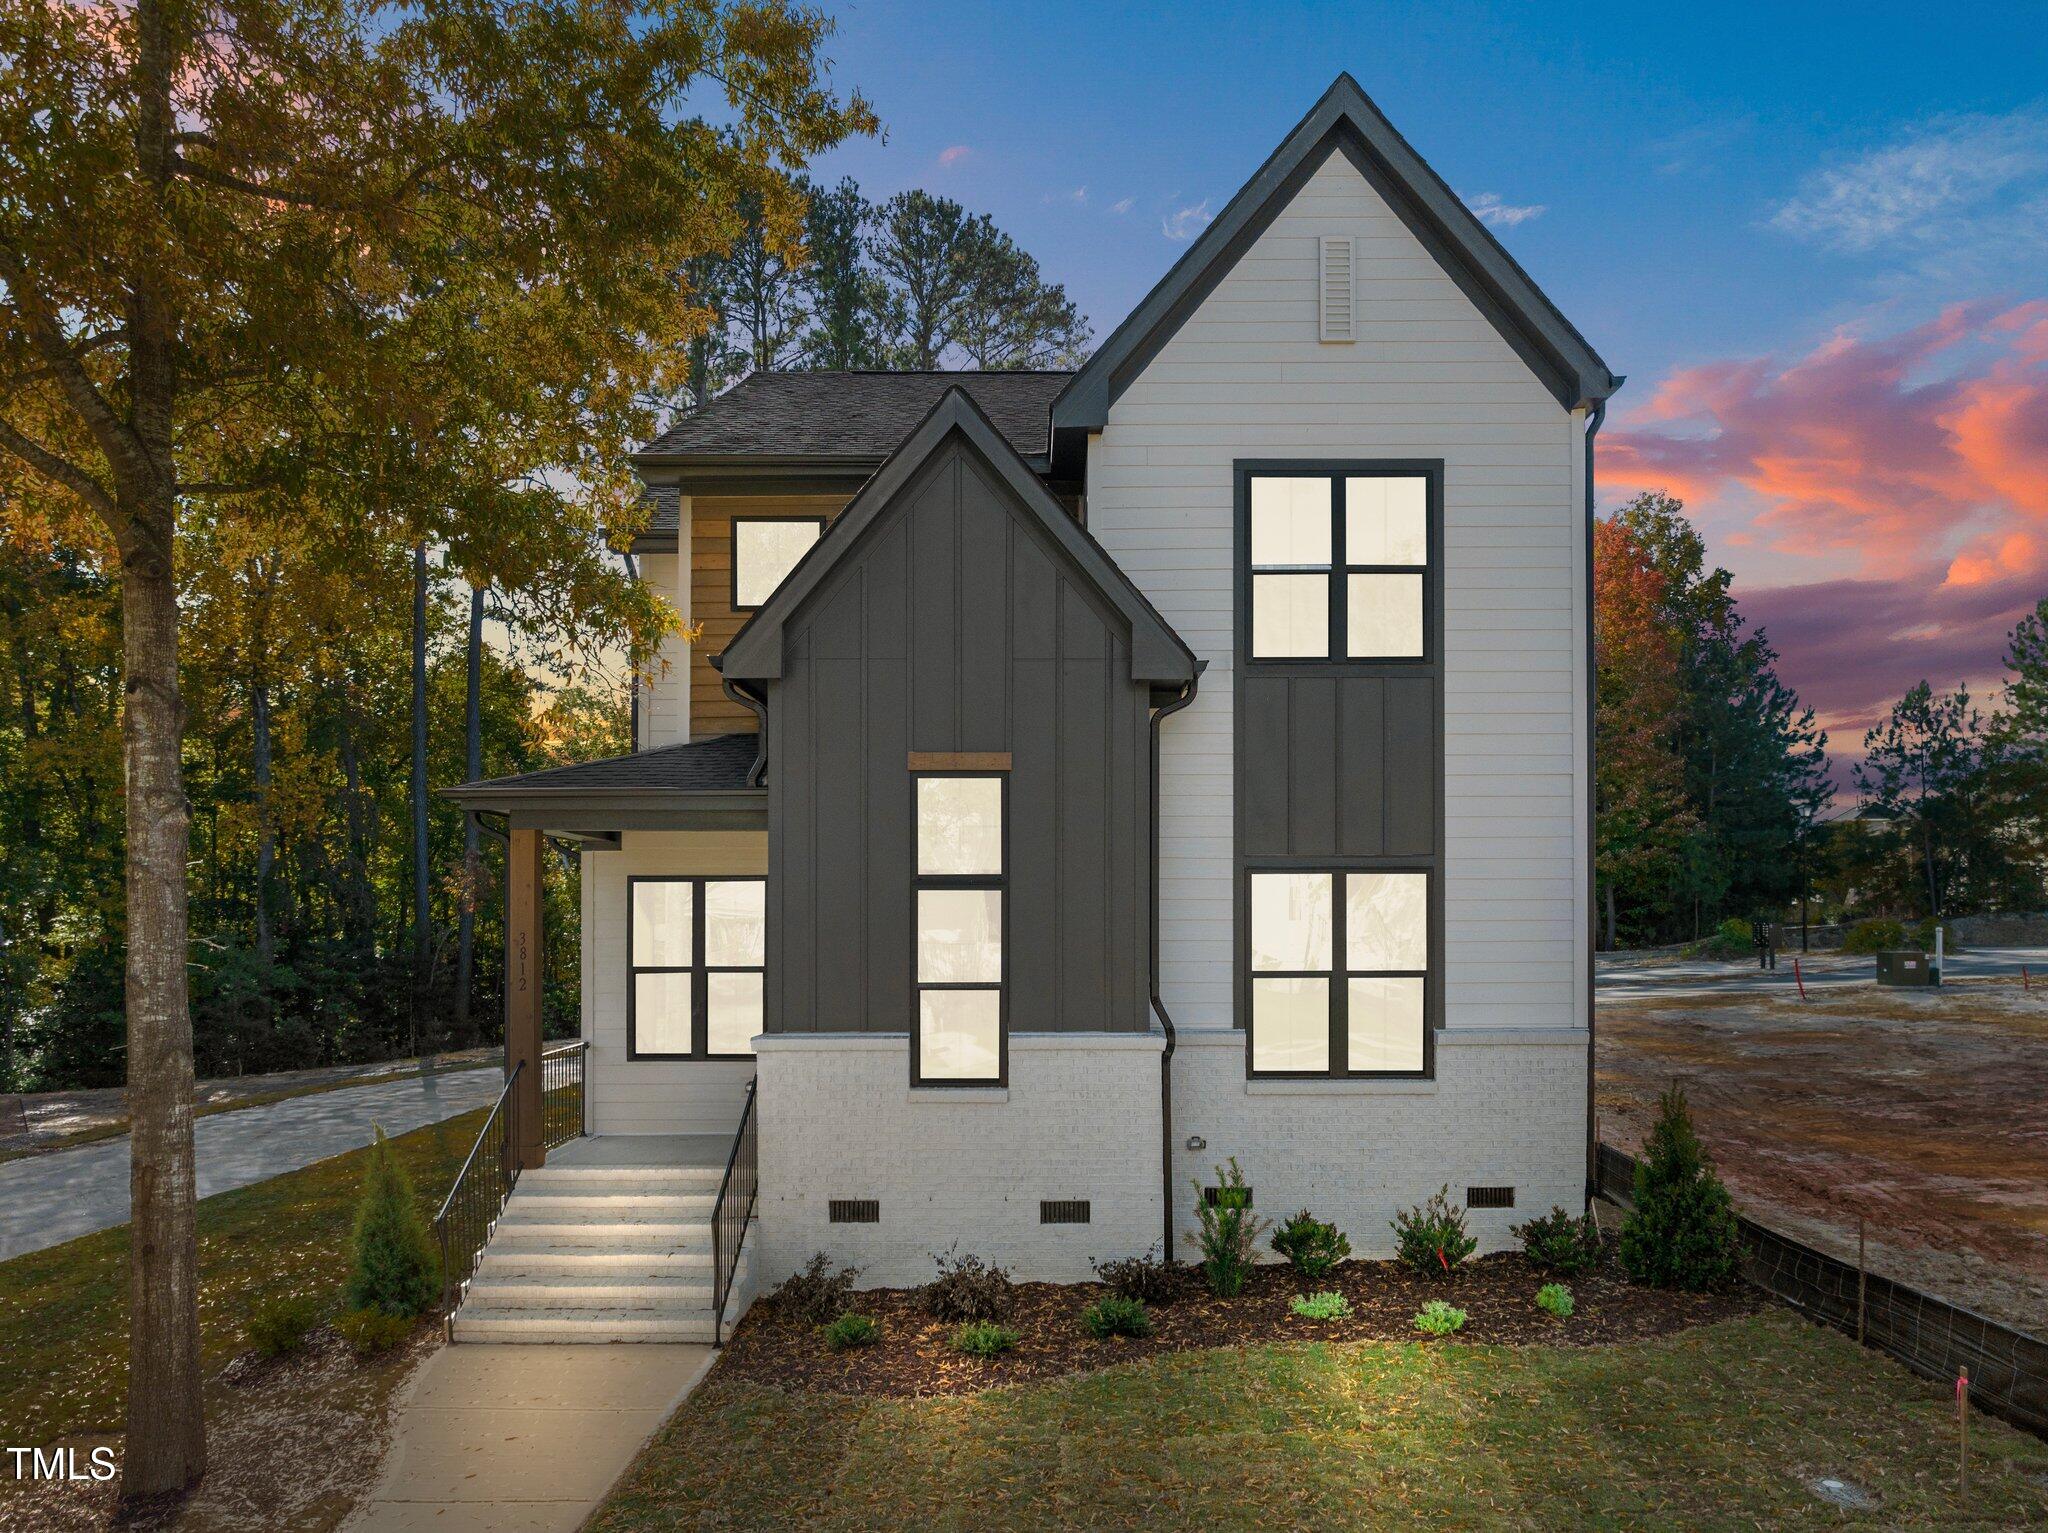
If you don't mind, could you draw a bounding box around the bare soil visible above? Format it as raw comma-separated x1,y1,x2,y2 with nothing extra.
723,1248,1761,1398
1598,975,2048,1335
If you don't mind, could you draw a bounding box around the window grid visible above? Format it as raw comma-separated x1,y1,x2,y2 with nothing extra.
626,875,764,1061
1246,471,1431,663
730,515,828,612
911,773,1008,1086
1246,869,1430,1079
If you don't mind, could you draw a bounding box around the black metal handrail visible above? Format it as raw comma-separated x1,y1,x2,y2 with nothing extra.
434,1061,523,1323
540,1038,589,1151
709,1077,759,1346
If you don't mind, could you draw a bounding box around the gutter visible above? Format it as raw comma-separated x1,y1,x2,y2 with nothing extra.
1583,397,1606,1206
1149,662,1205,1264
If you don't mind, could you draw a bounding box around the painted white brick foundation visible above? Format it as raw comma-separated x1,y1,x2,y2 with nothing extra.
754,1032,1164,1288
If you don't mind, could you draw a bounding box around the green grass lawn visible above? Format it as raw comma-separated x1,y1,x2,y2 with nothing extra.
591,1311,2048,1531
0,1106,486,1447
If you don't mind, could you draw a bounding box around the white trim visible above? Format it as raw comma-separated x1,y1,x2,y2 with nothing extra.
752,1031,1164,1054
1246,1077,1435,1097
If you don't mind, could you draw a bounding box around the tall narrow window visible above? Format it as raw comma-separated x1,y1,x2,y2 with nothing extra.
732,516,826,610
1247,869,1427,1076
913,774,1005,1083
628,876,765,1059
1245,471,1430,660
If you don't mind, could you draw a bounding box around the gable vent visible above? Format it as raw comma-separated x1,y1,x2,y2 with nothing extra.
828,1198,880,1224
1466,1186,1516,1210
1040,1199,1091,1225
1319,235,1356,342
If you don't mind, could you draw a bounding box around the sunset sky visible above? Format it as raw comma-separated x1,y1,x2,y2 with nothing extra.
799,1,2048,765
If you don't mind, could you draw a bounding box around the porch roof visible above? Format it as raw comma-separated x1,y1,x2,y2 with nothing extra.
441,732,766,834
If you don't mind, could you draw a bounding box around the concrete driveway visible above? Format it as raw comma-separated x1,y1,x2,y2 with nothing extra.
1596,945,2048,1000
0,1065,506,1262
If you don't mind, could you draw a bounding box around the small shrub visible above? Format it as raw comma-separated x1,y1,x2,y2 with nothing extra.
1290,1291,1351,1321
1535,1283,1574,1319
1512,1205,1603,1276
1689,917,1755,959
1843,917,1906,955
1080,1295,1154,1339
1391,1186,1477,1278
1091,1247,1177,1306
1270,1209,1351,1283
1413,1299,1467,1337
951,1320,1019,1358
245,1293,322,1358
345,1127,440,1319
1186,1158,1270,1297
771,1253,862,1325
1618,1084,1741,1291
822,1313,878,1351
918,1248,1015,1323
335,1306,412,1357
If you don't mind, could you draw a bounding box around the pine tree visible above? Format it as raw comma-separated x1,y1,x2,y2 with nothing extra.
1618,1085,1741,1290
346,1128,441,1319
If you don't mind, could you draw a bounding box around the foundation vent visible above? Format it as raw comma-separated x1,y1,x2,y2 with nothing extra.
1466,1186,1516,1210
828,1198,881,1224
1039,1200,1091,1225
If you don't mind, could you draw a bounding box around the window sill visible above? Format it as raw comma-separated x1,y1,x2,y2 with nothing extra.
906,1086,1009,1104
1245,1077,1436,1097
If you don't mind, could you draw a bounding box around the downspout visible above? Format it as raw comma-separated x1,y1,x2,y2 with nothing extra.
1149,662,1205,1263
713,659,769,787
1582,397,1606,1205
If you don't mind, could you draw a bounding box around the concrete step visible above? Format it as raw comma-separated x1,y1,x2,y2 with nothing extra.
451,1308,719,1344
516,1166,725,1194
486,1221,712,1253
502,1191,718,1220
464,1273,718,1310
476,1248,736,1280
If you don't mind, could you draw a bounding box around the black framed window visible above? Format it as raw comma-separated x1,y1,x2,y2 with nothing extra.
731,516,827,611
1246,869,1429,1077
911,773,1006,1084
627,876,764,1059
1246,471,1430,661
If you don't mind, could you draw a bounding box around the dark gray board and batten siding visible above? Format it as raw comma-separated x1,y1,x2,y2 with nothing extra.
760,435,1156,1038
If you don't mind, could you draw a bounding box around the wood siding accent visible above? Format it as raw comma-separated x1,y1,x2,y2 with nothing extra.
689,493,850,739
906,751,1013,771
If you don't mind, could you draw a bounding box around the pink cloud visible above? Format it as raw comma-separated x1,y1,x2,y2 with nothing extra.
937,145,971,167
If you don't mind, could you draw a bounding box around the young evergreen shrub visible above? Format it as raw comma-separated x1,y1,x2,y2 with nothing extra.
345,1127,440,1318
245,1293,322,1358
1080,1295,1154,1339
772,1253,862,1325
1511,1206,1603,1276
950,1320,1019,1358
1289,1291,1351,1321
1618,1084,1741,1290
822,1313,879,1351
1270,1209,1351,1282
1091,1248,1177,1305
918,1248,1016,1322
336,1306,413,1356
1390,1186,1476,1278
1842,917,1906,955
1412,1299,1467,1337
1186,1158,1270,1297
1535,1283,1574,1319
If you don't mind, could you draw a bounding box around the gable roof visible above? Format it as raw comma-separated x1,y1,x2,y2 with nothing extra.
635,370,1073,464
719,387,1196,687
445,732,761,800
1048,73,1621,476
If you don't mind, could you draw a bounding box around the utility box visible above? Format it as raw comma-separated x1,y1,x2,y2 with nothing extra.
1876,950,1936,987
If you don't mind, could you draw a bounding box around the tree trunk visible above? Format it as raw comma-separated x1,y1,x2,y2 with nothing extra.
454,582,484,1045
118,511,206,1498
1605,883,1617,952
250,561,275,966
410,542,430,1055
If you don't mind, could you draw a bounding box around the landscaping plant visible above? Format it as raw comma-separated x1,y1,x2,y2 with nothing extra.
1187,1158,1269,1297
1413,1299,1467,1337
1290,1291,1351,1321
1618,1084,1741,1291
772,1253,862,1325
822,1314,879,1351
335,1307,412,1357
1270,1209,1351,1282
1091,1248,1177,1305
919,1248,1016,1322
1391,1186,1477,1278
1513,1205,1603,1276
1080,1295,1154,1339
244,1293,322,1358
1842,917,1906,955
345,1127,440,1318
951,1320,1020,1358
1535,1283,1575,1320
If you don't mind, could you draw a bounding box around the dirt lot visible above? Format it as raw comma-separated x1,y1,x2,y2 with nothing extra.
1597,975,2048,1335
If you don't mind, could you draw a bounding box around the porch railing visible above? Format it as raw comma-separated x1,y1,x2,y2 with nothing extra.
540,1038,589,1151
709,1077,759,1346
434,1062,522,1323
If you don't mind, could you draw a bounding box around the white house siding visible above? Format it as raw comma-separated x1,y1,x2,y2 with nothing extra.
634,508,692,749
580,828,762,1136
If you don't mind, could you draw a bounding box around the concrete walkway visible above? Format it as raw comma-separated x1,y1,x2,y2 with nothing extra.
0,1065,506,1261
349,1343,712,1532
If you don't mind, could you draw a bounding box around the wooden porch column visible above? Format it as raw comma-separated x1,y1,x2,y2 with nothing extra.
505,826,545,1171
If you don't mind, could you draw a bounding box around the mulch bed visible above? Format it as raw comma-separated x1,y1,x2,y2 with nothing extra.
718,1252,1764,1398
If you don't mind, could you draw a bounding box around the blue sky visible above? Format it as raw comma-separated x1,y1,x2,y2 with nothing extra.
799,2,2048,748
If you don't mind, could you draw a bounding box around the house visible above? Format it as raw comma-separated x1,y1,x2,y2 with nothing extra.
446,73,1620,1341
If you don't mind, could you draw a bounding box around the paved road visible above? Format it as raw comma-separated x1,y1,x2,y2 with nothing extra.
1596,946,2048,1001
0,1066,505,1263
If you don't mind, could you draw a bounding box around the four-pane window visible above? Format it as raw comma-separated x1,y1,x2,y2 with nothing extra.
914,774,1006,1083
1248,870,1428,1076
1247,473,1429,660
628,877,765,1059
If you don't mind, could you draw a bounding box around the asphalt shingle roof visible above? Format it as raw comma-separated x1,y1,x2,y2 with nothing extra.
638,370,1070,461
450,732,759,797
